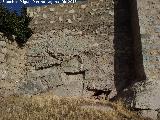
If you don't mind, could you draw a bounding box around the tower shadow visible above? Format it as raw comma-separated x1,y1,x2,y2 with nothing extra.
113,0,146,95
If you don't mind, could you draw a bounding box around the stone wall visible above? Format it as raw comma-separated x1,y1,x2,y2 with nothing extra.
1,1,160,118
0,33,27,97
138,0,160,82
123,0,160,119
24,0,115,98
0,0,115,98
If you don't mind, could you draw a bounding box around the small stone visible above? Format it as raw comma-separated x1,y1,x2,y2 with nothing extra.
68,9,75,14
43,14,47,19
140,110,158,120
37,7,41,12
141,34,150,39
59,16,63,22
92,9,97,12
60,4,64,7
77,31,83,35
50,21,55,24
35,20,38,24
73,15,76,20
0,41,6,47
81,4,87,9
140,27,146,34
29,12,33,17
49,8,55,12
109,11,114,16
0,53,5,63
67,19,72,23
90,12,94,15
1,48,7,54
155,25,160,33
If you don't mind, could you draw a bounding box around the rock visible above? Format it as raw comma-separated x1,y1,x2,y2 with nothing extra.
17,80,46,95
131,80,160,110
0,0,116,99
81,4,87,9
53,73,84,96
139,110,158,120
43,14,47,19
155,26,160,33
121,80,160,120
0,53,5,63
49,8,55,12
68,9,75,14
62,56,83,73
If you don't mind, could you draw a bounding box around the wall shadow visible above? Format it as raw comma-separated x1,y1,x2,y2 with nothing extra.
113,0,146,95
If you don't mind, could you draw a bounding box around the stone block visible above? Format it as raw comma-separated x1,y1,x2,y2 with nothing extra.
53,73,84,96
128,80,160,110
140,110,158,120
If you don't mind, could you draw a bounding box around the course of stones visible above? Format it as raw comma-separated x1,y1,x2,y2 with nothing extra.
0,0,160,119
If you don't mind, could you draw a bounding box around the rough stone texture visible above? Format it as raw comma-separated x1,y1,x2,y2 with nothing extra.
0,33,27,97
24,0,115,97
131,0,160,109
0,33,7,81
0,0,115,98
129,80,160,110
139,110,158,120
137,0,160,82
0,1,160,119
121,0,160,119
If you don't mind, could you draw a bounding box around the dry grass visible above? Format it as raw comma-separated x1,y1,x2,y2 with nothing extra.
0,93,150,120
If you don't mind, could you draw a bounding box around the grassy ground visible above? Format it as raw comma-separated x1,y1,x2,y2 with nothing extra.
0,93,150,120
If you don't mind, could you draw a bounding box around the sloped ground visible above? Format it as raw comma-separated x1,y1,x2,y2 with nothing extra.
0,93,150,120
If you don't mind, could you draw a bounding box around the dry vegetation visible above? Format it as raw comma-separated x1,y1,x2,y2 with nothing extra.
0,93,150,120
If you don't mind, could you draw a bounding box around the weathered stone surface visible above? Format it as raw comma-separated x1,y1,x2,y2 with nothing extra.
23,0,115,98
0,0,115,98
53,73,84,96
0,53,5,63
137,0,160,81
0,2,159,118
139,110,158,120
130,80,160,110
0,63,7,80
118,0,160,119
128,0,160,113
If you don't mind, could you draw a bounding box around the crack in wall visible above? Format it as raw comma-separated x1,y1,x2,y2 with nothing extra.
35,63,61,70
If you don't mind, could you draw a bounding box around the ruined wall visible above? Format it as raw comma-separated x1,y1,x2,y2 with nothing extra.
23,0,115,97
0,33,27,97
123,0,160,119
137,0,160,81
0,0,115,98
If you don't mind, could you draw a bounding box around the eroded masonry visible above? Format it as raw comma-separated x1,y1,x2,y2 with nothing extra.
0,0,115,98
0,0,160,119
